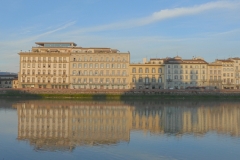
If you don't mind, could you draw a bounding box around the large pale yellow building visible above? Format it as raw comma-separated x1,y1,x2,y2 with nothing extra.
18,42,71,89
70,48,130,89
18,42,130,89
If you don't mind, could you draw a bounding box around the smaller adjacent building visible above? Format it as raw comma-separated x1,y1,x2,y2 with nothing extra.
0,72,18,88
164,56,208,89
129,58,165,89
215,59,235,89
229,57,240,89
207,61,222,89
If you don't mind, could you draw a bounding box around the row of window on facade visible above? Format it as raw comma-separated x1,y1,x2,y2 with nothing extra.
132,68,162,73
21,108,67,115
72,78,127,84
222,68,235,71
167,65,206,68
72,70,127,76
72,56,127,62
72,63,127,69
223,73,234,77
0,81,11,84
168,70,206,74
72,85,128,90
72,110,127,116
22,70,66,75
22,77,66,83
22,63,67,68
132,77,162,83
167,75,206,80
22,57,67,61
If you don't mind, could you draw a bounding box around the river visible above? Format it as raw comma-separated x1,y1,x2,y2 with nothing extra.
0,99,240,160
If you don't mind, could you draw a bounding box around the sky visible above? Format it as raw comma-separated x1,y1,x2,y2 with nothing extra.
1,0,240,72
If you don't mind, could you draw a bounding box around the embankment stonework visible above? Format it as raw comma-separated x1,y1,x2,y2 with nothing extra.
1,88,240,96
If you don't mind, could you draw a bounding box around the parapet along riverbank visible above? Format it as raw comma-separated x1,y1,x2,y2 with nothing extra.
1,88,240,100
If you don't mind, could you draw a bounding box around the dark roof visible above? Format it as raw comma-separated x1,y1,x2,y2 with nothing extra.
216,59,234,62
0,72,18,76
35,42,77,46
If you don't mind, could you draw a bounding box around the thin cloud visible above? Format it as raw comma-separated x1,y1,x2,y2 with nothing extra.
67,1,240,34
0,21,76,49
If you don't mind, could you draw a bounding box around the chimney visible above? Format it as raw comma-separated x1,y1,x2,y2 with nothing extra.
143,58,147,64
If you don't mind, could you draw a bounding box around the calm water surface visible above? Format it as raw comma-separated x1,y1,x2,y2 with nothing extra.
0,99,240,160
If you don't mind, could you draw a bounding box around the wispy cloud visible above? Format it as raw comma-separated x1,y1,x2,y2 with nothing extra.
66,1,240,34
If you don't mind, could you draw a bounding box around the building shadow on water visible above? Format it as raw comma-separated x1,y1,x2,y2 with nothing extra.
11,99,240,152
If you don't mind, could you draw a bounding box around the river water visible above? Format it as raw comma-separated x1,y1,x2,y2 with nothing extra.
0,99,240,160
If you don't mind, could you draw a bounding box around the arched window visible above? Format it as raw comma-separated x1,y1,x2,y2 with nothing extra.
145,68,149,73
132,68,136,73
152,68,155,73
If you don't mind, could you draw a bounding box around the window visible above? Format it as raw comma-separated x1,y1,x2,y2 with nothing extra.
158,77,162,83
139,68,143,73
132,77,136,82
72,70,76,75
73,63,76,68
152,77,156,82
132,68,136,73
84,63,88,68
145,68,149,73
158,68,162,73
152,68,155,73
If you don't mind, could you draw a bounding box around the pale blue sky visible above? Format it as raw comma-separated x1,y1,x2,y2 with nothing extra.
1,0,240,72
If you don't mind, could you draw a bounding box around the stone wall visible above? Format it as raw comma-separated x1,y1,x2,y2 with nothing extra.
1,88,240,96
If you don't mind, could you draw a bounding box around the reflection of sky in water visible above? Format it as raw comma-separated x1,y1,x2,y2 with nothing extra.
0,100,240,160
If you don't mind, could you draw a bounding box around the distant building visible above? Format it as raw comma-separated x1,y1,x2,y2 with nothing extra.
0,72,18,88
17,42,240,90
164,56,208,89
207,61,222,89
129,58,165,89
18,42,130,89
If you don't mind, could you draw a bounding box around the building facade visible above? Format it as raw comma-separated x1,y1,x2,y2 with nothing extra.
70,48,130,89
216,59,235,89
129,58,165,89
164,56,208,89
17,42,240,90
0,72,18,88
207,61,222,89
230,58,240,89
18,42,71,89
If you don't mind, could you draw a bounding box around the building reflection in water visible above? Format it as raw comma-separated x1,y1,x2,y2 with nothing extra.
13,101,240,151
